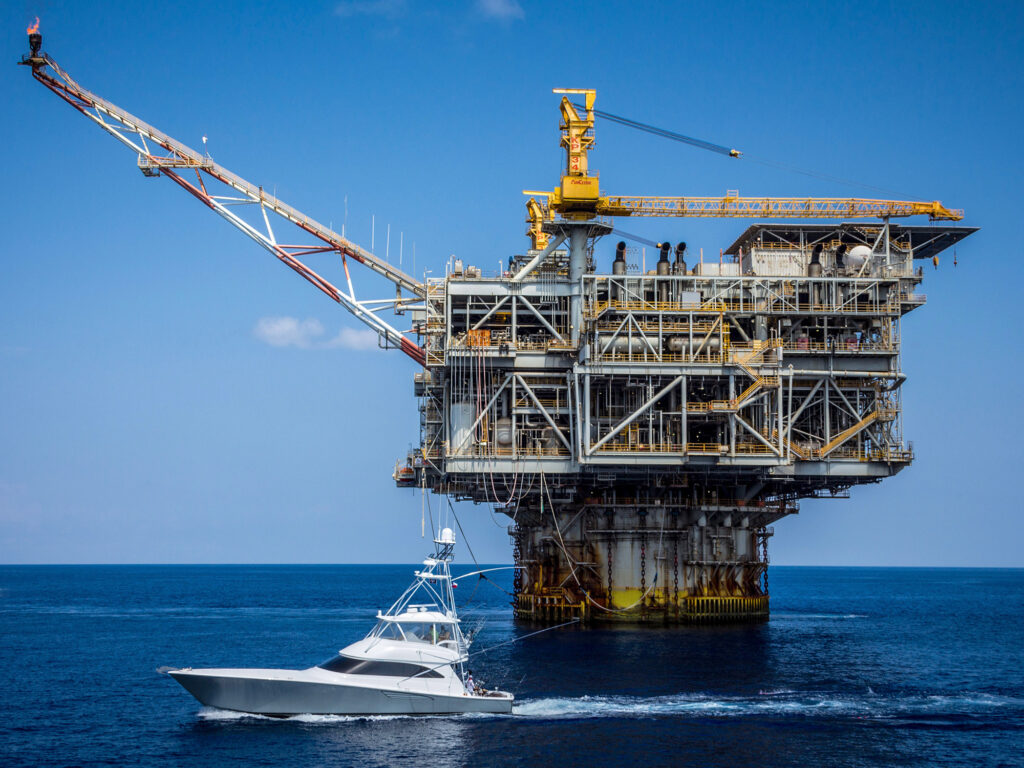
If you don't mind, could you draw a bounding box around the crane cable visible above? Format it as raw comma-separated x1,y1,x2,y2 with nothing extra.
576,103,918,199
611,228,660,249
576,104,740,158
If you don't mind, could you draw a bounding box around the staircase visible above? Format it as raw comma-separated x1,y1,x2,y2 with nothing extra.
729,339,783,409
820,408,896,457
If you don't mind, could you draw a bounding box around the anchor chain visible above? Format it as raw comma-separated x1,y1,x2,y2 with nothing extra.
606,539,614,607
760,528,770,595
673,535,679,609
512,525,523,600
639,512,647,608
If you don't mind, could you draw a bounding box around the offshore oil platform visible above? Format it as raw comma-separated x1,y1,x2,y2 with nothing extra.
20,30,975,624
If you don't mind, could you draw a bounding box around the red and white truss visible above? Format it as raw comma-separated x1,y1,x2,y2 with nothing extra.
29,55,426,366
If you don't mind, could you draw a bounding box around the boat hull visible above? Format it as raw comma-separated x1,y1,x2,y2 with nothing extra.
168,669,513,716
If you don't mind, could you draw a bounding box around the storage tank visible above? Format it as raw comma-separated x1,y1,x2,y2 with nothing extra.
496,418,513,447
846,245,871,271
449,403,476,453
540,426,561,454
598,335,649,355
666,336,722,353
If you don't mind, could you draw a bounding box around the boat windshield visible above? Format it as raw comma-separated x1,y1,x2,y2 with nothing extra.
371,620,455,645
371,621,406,640
402,622,454,645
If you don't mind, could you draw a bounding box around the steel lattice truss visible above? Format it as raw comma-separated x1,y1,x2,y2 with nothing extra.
29,55,426,365
598,195,964,220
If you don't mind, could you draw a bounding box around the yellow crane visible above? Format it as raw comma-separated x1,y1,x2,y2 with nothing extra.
524,89,962,250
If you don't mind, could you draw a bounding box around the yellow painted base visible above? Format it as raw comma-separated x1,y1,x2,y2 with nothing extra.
513,591,769,625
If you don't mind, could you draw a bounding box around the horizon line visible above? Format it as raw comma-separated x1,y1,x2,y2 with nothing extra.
1,562,1022,569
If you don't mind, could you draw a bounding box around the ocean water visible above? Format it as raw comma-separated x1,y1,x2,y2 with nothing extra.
1,565,1021,767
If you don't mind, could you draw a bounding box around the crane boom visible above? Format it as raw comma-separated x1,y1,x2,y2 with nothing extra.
528,88,963,238
593,194,961,220
22,52,426,365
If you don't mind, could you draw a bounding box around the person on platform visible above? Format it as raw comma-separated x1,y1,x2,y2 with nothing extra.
464,672,475,695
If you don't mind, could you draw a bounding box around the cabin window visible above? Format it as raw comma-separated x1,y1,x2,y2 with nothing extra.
317,656,443,678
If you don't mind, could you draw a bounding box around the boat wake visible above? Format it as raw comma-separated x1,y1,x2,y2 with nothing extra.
198,707,419,723
771,612,869,620
197,690,1022,725
512,691,1023,722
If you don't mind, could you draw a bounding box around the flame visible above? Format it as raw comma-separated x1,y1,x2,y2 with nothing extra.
27,17,40,34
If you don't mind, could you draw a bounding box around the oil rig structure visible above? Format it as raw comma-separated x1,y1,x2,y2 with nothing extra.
20,35,975,624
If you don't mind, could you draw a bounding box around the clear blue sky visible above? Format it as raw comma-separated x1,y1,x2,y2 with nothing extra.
2,0,1022,565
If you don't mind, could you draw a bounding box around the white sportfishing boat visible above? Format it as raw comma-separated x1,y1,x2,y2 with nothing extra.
167,528,513,716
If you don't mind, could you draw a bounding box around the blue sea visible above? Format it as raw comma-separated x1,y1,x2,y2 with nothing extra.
1,566,1021,767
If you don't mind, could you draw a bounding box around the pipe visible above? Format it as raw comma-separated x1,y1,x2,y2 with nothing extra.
511,233,568,282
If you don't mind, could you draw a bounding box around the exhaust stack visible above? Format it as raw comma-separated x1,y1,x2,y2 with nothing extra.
657,242,671,302
612,241,627,275
674,241,687,274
